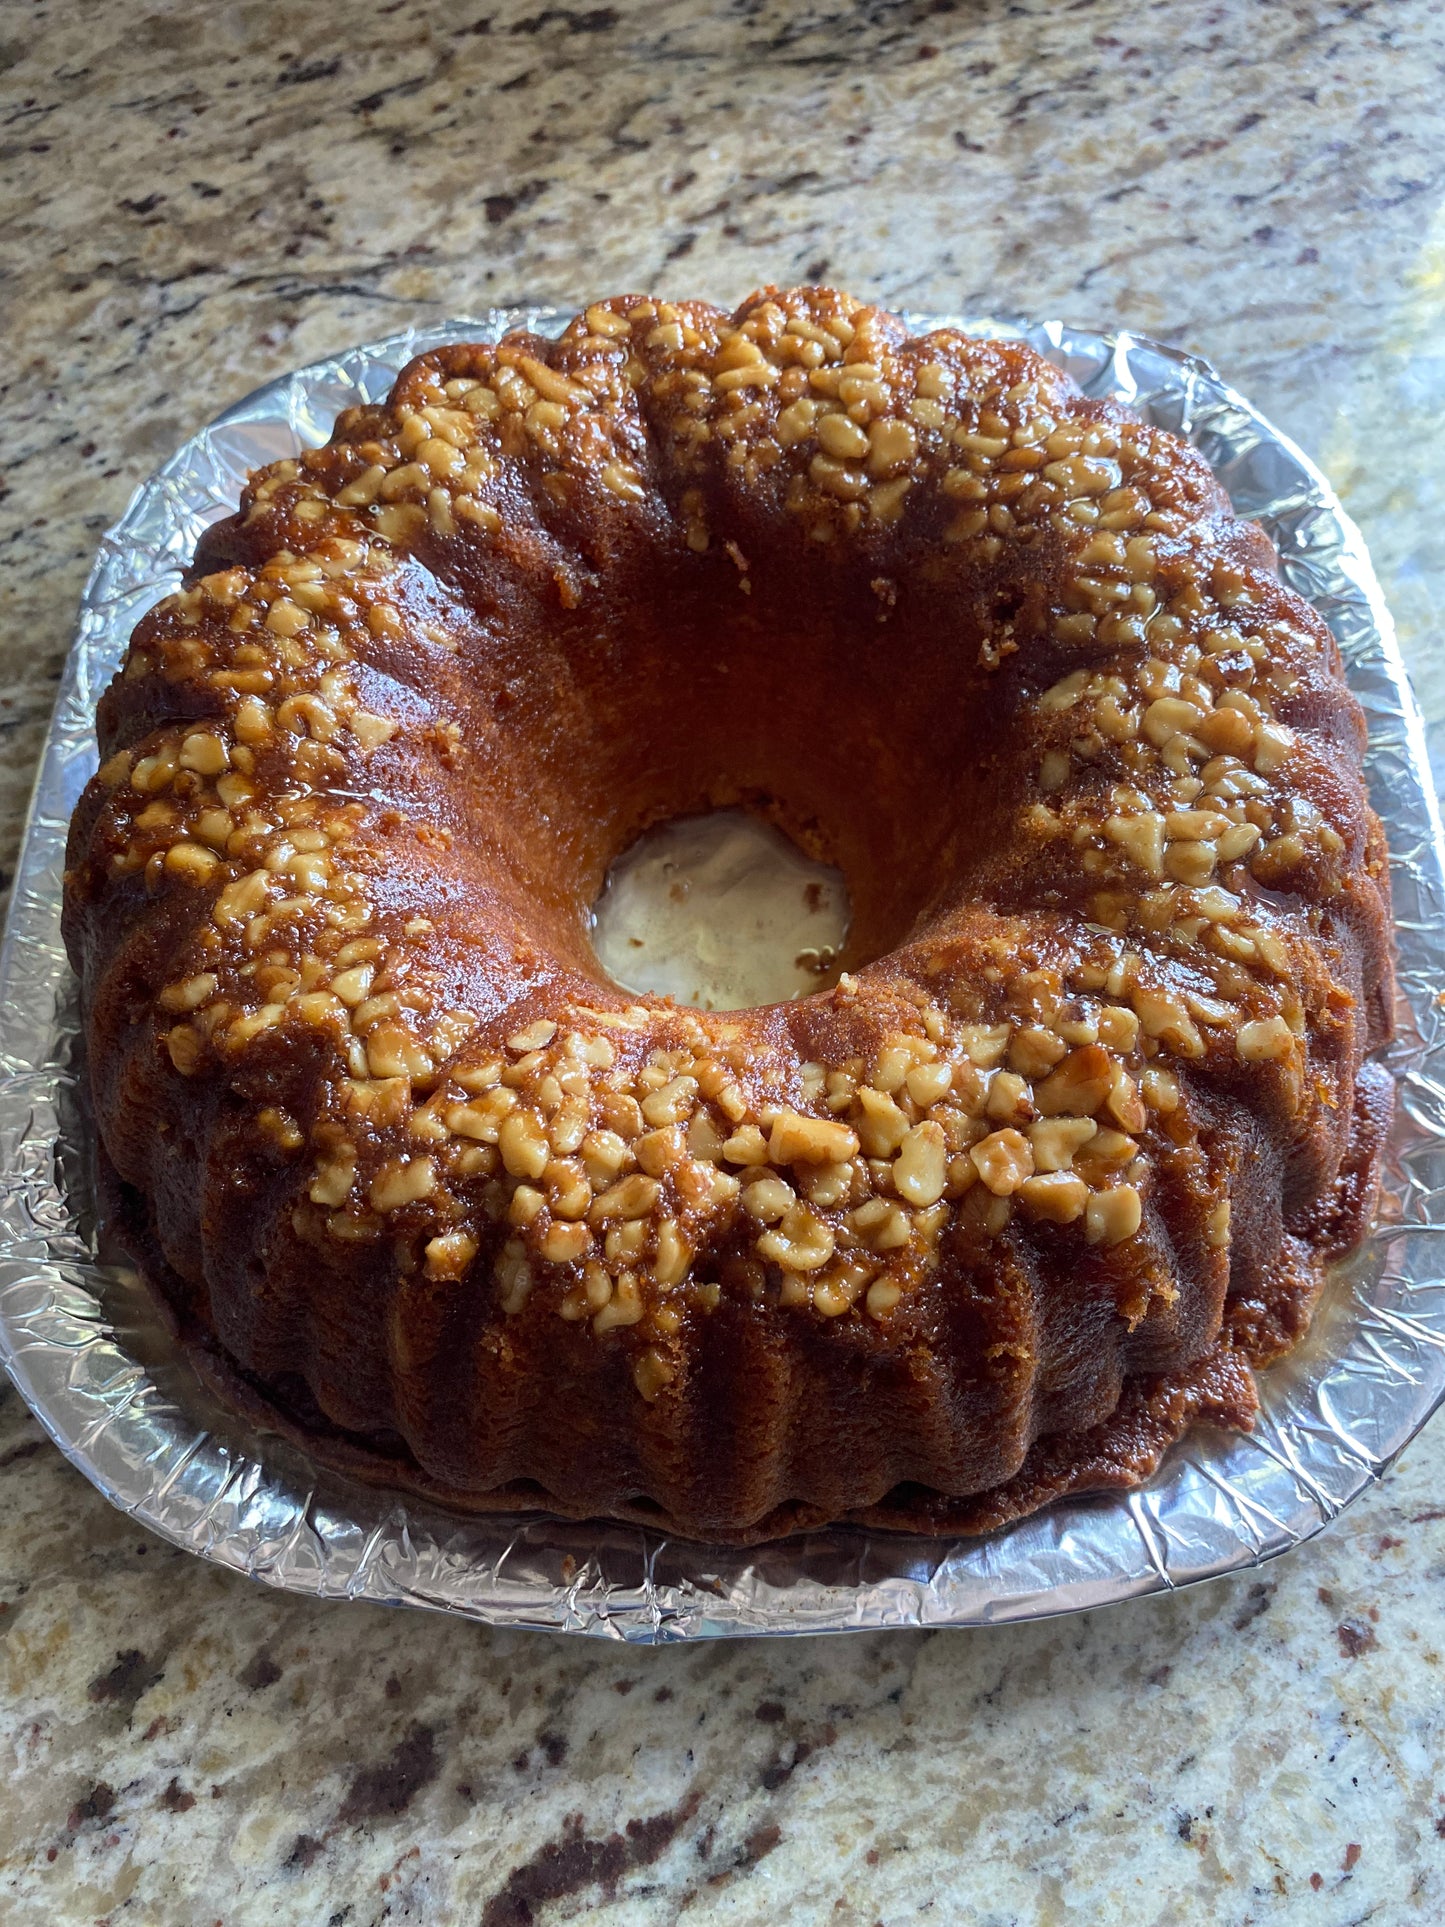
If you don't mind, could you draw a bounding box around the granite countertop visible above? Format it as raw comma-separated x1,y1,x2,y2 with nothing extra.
3,1,1445,1920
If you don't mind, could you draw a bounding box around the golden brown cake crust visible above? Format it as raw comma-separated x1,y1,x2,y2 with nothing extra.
63,289,1395,1543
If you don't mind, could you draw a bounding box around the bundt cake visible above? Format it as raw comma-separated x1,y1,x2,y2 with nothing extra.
62,288,1395,1544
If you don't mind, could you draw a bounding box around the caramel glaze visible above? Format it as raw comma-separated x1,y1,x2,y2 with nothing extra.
64,289,1394,1542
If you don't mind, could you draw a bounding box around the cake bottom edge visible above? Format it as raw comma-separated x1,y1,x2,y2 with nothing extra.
97,1161,1261,1547
86,1055,1398,1548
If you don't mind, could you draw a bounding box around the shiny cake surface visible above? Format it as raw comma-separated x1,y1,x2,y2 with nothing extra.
62,289,1394,1542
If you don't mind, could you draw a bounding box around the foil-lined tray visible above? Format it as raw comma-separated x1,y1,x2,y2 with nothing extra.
2,310,1442,1642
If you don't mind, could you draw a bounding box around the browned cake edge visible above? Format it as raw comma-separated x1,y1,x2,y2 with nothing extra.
98,1054,1391,1545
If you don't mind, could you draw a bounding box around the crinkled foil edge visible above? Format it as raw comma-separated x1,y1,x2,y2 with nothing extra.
1,310,1442,1641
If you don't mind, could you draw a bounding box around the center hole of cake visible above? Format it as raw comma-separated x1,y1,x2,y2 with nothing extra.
590,811,850,1012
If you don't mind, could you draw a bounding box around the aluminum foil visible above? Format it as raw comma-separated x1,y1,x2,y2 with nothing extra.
2,310,1442,1643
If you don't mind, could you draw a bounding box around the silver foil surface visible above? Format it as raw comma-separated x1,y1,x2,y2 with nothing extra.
2,311,1442,1642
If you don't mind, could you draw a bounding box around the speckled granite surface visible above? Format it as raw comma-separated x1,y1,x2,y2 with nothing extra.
3,1,1445,1921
